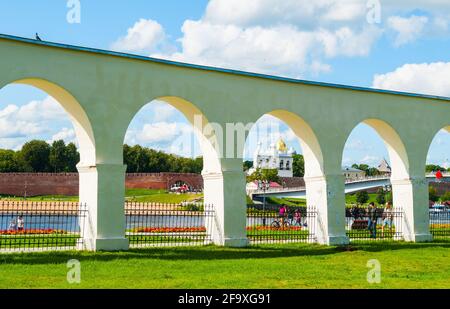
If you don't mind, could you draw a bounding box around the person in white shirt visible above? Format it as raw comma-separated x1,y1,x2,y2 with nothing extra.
381,202,394,237
17,216,24,232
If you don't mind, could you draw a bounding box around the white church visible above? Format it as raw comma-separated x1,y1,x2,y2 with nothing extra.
247,139,295,177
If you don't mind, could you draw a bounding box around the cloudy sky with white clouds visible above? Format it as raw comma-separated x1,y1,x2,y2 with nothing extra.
0,0,449,167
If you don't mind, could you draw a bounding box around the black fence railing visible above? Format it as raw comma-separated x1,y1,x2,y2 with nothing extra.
346,207,403,241
430,210,450,238
0,201,87,252
125,202,215,248
247,205,317,244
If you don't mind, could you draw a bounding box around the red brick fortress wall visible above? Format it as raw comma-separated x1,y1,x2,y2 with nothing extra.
126,173,203,190
0,173,79,196
0,173,204,197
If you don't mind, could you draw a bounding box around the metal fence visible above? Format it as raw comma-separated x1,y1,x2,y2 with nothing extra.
430,210,450,238
0,201,87,252
346,207,403,242
125,202,215,248
247,205,317,244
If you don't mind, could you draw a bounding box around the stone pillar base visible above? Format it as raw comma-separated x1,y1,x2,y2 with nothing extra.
220,237,249,248
317,235,350,246
404,233,433,243
79,237,129,251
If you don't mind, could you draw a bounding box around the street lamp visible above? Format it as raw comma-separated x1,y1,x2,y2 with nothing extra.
383,184,392,204
258,180,270,226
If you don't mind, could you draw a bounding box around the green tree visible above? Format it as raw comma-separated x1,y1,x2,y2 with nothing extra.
385,191,393,204
292,154,305,177
367,167,380,177
429,186,439,202
243,160,253,172
356,190,369,205
426,164,446,173
247,168,280,183
123,144,203,174
0,149,20,172
49,140,68,172
65,142,80,172
20,140,51,172
440,191,450,202
376,188,386,205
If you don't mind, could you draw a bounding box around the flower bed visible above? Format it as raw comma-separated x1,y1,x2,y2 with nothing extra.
247,225,302,232
0,229,67,235
430,224,450,229
132,227,206,233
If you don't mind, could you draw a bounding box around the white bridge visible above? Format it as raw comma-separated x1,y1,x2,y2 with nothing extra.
252,173,450,199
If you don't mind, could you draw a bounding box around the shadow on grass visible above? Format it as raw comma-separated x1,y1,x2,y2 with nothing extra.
1,240,450,265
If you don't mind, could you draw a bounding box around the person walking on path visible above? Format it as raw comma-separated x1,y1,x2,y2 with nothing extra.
367,203,378,238
381,202,394,237
17,216,25,232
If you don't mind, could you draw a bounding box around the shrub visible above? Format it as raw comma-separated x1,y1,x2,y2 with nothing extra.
429,186,439,202
182,204,203,211
356,191,369,205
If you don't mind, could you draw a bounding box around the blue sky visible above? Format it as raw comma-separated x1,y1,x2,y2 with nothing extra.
0,0,449,168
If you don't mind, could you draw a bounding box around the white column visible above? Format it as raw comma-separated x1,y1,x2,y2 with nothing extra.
305,174,349,245
78,164,129,251
203,159,248,247
391,177,432,242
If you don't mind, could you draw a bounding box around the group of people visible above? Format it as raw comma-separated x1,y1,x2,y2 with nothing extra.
8,216,24,231
278,205,306,227
353,202,394,238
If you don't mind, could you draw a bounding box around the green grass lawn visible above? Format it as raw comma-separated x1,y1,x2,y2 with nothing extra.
0,234,80,248
1,241,450,288
345,193,378,205
0,195,79,202
265,194,378,208
125,188,202,204
0,189,203,204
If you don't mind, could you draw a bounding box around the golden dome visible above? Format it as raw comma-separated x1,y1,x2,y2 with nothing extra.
276,138,287,152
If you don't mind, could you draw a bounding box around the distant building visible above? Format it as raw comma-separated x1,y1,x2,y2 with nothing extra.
377,158,392,176
248,139,295,178
342,166,365,180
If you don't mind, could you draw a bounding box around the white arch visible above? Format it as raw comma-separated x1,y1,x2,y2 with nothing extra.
123,96,222,174
426,125,450,168
343,119,410,180
4,78,96,166
248,109,324,178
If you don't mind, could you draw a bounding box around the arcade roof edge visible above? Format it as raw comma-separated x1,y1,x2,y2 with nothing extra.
1,33,450,103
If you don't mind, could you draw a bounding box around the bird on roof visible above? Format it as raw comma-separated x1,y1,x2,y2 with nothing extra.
35,33,42,41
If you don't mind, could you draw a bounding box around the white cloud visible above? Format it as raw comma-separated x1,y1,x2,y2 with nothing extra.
111,19,166,53
158,20,380,78
126,121,193,144
47,128,76,145
387,15,428,47
346,139,373,151
113,1,450,79
373,62,450,97
204,0,366,28
152,101,177,122
360,155,381,166
0,96,73,149
143,0,383,78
